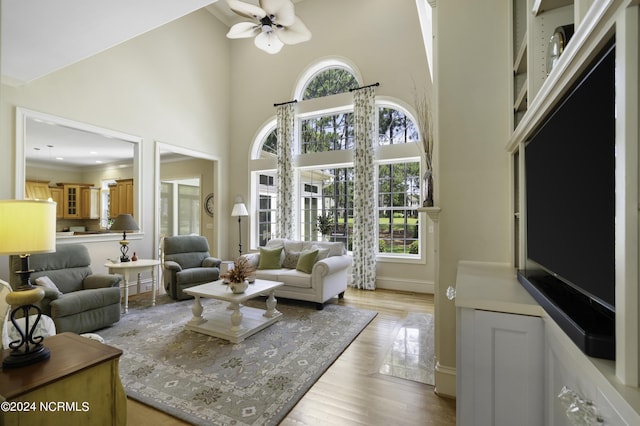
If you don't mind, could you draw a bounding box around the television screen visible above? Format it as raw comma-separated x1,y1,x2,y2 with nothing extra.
525,40,615,311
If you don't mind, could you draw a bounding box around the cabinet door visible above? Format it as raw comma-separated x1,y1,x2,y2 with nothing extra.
81,188,100,219
109,185,119,218
458,308,544,426
25,181,52,200
50,188,64,218
63,185,81,218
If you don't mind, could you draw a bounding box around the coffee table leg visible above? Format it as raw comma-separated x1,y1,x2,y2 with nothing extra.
264,290,280,318
230,302,243,331
188,295,206,325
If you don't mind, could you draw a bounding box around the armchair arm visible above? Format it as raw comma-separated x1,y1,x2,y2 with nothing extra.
312,255,352,278
202,257,222,268
83,274,121,289
163,260,182,272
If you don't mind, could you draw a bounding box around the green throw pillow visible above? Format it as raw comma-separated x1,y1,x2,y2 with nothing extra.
258,247,283,269
296,249,319,274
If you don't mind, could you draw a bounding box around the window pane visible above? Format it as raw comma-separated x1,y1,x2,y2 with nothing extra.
303,68,359,100
257,172,277,246
178,184,200,235
301,112,354,153
160,182,173,236
260,130,278,159
300,167,354,250
378,107,420,145
377,161,420,255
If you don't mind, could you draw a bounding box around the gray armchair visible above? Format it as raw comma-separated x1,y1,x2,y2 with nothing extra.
162,235,221,300
9,244,121,334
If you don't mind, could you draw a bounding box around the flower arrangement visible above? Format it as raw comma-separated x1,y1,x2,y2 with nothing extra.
315,213,334,237
224,256,254,283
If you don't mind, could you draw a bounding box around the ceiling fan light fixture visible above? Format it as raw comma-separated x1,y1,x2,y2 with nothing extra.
255,31,283,54
226,0,310,53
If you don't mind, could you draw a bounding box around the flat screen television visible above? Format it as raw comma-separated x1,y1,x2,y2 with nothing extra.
518,38,616,359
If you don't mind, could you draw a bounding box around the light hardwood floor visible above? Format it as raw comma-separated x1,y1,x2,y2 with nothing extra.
126,287,456,425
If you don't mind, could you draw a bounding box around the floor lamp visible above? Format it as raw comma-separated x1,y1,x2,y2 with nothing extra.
231,197,248,255
0,200,56,368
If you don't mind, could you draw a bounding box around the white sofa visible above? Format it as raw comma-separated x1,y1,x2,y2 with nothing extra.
241,238,351,309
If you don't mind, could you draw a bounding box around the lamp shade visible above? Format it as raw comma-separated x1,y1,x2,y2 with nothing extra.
0,200,56,254
110,214,139,231
231,202,248,217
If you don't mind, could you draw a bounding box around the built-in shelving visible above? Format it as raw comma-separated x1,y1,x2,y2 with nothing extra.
509,0,640,392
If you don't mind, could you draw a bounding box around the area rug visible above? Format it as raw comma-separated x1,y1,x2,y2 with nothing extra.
99,295,377,426
378,312,434,385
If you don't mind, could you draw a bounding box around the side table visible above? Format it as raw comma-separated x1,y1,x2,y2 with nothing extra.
0,332,126,425
105,259,161,313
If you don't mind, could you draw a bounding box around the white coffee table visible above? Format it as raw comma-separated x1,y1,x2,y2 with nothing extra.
183,279,284,343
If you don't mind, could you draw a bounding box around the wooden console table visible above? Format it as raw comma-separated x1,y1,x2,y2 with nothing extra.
0,332,126,426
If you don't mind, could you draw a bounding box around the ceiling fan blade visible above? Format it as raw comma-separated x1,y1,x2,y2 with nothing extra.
275,17,312,45
255,31,284,54
260,0,295,27
226,0,266,20
227,22,260,39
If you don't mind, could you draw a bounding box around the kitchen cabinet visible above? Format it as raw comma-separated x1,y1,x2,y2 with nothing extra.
109,178,134,218
62,184,81,219
24,180,52,200
49,187,64,218
81,187,100,219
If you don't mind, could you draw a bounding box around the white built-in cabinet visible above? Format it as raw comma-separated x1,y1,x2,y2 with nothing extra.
455,262,640,426
457,308,544,425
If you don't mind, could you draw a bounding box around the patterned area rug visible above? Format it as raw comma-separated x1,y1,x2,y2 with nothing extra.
99,294,376,426
378,312,434,385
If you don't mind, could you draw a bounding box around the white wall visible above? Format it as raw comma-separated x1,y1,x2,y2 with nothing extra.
0,9,232,277
433,0,512,396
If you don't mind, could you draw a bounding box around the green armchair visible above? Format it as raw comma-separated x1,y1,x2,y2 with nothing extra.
162,235,221,300
9,244,121,334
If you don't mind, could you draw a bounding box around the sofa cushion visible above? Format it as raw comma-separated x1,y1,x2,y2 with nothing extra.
296,249,319,274
277,269,313,288
50,287,121,317
306,241,345,257
254,269,281,280
282,250,301,269
311,246,330,261
258,247,283,269
176,267,219,285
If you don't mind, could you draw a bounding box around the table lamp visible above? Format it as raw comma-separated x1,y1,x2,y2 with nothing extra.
0,199,56,368
231,196,248,255
110,214,139,262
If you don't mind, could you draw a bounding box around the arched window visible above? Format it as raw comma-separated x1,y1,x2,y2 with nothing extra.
302,68,359,100
249,61,423,258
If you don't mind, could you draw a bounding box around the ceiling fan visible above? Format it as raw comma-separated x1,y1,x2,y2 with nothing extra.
225,0,312,54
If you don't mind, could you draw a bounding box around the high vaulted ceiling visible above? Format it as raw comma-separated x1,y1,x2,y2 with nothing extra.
1,0,307,86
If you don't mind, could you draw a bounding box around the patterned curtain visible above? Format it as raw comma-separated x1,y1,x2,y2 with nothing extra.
352,86,377,290
276,103,295,239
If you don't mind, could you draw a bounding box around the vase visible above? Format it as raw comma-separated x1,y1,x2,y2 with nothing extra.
229,279,249,294
422,169,434,207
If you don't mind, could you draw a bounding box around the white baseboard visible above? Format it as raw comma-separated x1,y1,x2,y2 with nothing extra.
124,277,156,295
375,276,434,294
434,361,457,398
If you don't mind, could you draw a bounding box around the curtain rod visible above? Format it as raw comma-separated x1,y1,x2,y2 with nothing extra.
349,82,380,92
273,82,379,105
273,99,298,107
